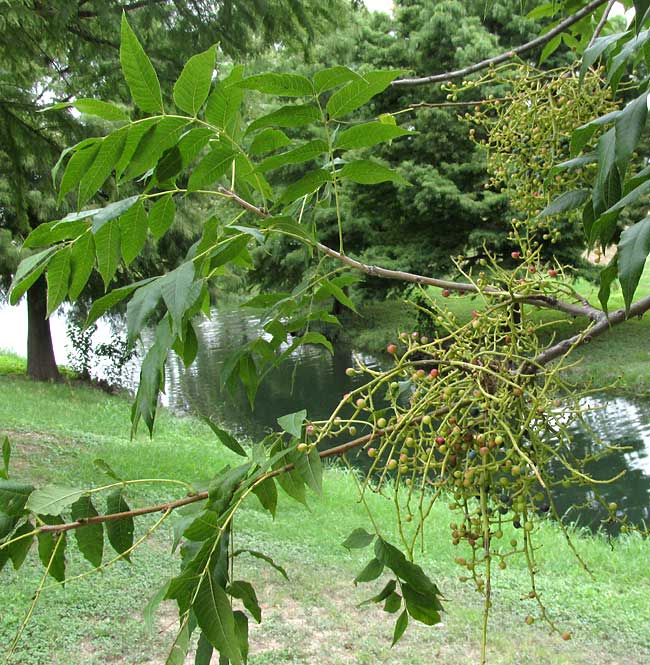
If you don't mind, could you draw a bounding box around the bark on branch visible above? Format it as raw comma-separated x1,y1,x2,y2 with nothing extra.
391,0,608,88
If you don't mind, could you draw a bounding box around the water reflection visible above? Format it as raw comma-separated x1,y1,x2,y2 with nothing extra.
164,308,650,529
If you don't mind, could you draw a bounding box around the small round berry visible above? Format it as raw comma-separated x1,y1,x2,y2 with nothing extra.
442,289,450,298
387,343,398,354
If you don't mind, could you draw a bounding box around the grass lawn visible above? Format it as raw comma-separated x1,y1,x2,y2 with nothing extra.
340,263,650,395
1,374,648,664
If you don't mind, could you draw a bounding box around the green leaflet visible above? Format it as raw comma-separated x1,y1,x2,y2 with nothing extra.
7,521,34,570
228,580,262,623
126,280,163,344
251,477,277,517
119,200,148,267
37,527,66,583
78,129,127,208
339,159,408,186
23,218,88,249
58,142,101,204
73,98,129,122
278,169,330,205
392,610,408,646
94,218,122,290
203,417,247,457
154,146,183,183
193,574,242,664
188,144,235,191
598,256,618,313
342,528,375,550
313,65,361,93
334,121,414,151
326,70,405,119
131,317,172,435
105,489,134,560
159,262,198,336
237,73,313,97
294,445,323,495
249,128,291,156
205,65,245,136
232,548,288,580
257,139,328,173
91,196,140,234
71,495,103,568
46,248,71,317
537,190,590,218
0,481,34,516
618,217,650,312
25,485,84,516
246,104,320,134
69,233,95,300
148,194,176,239
120,14,163,114
9,248,57,306
354,558,384,584
402,583,441,626
125,117,189,180
277,409,307,438
173,45,216,116
84,277,157,328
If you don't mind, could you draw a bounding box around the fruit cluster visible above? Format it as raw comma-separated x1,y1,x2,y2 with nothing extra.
450,65,617,243
306,254,634,637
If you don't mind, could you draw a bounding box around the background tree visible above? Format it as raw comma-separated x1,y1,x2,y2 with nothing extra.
0,0,350,380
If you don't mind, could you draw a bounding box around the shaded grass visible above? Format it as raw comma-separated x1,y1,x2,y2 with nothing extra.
1,375,648,663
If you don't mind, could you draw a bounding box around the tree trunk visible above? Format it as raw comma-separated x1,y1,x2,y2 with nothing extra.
26,275,60,381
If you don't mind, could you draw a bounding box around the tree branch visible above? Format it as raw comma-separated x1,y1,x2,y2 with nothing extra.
391,0,608,88
36,417,427,535
533,295,650,366
217,187,604,321
586,0,617,50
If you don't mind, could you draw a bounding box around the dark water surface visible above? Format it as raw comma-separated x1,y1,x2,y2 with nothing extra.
161,308,650,529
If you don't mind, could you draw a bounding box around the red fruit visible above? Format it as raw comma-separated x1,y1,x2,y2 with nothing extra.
548,269,557,277
387,343,397,354
416,369,425,378
442,289,450,297
479,446,489,456
435,436,445,446
511,251,521,259
528,265,536,274
429,368,439,378
306,425,315,434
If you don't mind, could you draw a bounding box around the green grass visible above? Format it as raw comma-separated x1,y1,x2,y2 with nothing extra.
1,374,648,664
340,263,650,395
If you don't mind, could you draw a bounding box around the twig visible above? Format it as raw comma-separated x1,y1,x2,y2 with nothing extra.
391,0,608,87
586,0,617,50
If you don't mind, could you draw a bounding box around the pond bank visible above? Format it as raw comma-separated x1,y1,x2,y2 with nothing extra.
0,371,648,664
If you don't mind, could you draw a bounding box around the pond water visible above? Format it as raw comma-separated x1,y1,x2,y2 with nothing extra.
1,302,649,528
